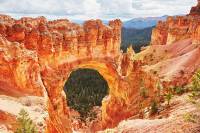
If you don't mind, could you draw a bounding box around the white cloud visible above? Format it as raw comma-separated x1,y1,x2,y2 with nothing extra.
0,0,197,20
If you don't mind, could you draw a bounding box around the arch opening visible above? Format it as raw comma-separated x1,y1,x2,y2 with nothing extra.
64,68,109,123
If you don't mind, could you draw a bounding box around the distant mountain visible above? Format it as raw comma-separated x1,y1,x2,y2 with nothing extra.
123,15,168,29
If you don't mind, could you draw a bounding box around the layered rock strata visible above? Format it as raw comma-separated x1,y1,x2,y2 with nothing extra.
0,15,158,132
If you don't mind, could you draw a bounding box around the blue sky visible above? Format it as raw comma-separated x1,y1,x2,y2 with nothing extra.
0,0,197,20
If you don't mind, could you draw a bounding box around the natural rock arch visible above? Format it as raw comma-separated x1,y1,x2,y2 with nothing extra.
41,58,124,132
0,16,158,132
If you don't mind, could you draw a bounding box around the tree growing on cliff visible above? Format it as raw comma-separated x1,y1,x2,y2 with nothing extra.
139,79,149,98
192,69,200,92
156,81,163,98
15,109,38,133
165,92,173,106
150,99,158,115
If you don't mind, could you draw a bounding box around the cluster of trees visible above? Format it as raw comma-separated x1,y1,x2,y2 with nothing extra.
64,68,109,121
139,69,200,116
121,27,154,53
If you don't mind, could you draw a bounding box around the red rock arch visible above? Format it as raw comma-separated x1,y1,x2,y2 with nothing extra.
0,16,158,133
41,57,123,131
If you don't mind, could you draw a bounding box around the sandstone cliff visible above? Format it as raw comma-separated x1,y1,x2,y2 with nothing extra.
1,2,200,133
108,2,200,132
151,0,200,46
134,0,200,88
0,15,154,133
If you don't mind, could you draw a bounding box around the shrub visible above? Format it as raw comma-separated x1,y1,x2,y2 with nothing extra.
15,109,38,133
189,70,200,99
140,87,149,98
156,81,163,97
165,92,173,106
150,100,158,115
173,86,185,95
139,80,148,98
191,69,200,92
183,113,197,123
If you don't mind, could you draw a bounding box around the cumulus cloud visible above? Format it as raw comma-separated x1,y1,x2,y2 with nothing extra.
0,0,197,20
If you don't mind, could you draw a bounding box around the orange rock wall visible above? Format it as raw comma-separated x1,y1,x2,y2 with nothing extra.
0,15,159,133
151,1,200,46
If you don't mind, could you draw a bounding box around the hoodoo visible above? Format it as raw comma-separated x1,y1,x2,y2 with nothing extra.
0,16,158,132
0,1,200,133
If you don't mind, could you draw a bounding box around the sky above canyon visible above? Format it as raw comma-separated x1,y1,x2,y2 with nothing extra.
0,0,197,21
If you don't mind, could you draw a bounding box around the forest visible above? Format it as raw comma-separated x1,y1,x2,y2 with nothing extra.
64,68,109,121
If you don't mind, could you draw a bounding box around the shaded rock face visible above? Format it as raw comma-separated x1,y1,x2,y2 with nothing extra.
0,15,159,132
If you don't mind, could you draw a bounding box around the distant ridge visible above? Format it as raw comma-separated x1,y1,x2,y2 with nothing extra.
123,15,168,29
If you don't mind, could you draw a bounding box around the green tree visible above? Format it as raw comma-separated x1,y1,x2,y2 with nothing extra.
173,86,185,95
64,68,109,121
150,99,158,115
156,81,163,97
192,69,200,92
165,92,173,106
15,109,38,133
139,79,148,98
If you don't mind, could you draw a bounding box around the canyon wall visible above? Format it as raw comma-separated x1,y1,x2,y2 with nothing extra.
0,15,159,132
1,2,200,132
135,1,200,88
151,1,200,46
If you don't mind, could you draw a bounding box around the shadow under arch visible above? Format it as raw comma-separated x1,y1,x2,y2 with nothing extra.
63,67,109,123
61,60,123,130
66,61,120,96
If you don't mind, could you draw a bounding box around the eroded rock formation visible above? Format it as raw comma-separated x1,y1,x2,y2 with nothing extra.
0,15,159,133
135,1,200,88
1,2,200,133
151,0,200,46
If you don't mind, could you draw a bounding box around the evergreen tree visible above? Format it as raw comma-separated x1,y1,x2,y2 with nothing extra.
165,92,173,106
139,79,148,98
64,69,109,121
15,109,38,133
150,100,158,115
156,81,163,97
192,69,200,91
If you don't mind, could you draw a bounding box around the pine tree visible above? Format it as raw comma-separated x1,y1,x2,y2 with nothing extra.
139,79,148,98
156,81,163,97
165,92,173,106
150,100,158,115
64,68,108,121
192,70,200,91
15,109,38,133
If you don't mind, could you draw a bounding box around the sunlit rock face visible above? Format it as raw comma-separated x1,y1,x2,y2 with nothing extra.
135,1,200,89
0,36,43,96
151,1,200,46
151,16,198,45
0,15,159,132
